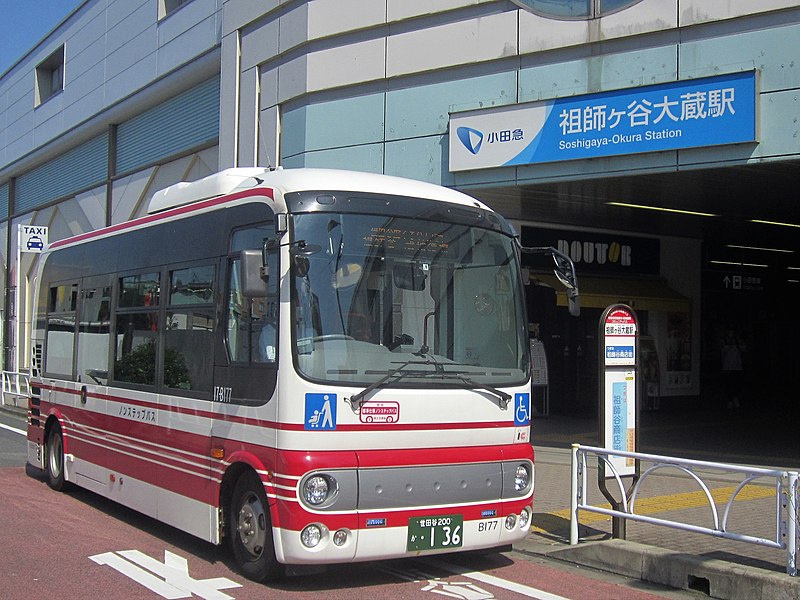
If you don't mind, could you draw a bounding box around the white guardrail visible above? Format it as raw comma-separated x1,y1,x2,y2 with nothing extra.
569,444,799,576
1,370,30,409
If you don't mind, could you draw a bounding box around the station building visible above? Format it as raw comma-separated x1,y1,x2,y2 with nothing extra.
1,0,798,416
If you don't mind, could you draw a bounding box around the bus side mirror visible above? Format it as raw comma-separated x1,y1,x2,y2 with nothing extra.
241,249,269,298
551,249,581,317
518,244,581,317
565,286,580,317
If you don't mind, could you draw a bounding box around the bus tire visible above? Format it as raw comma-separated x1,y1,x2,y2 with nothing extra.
229,470,283,581
46,422,68,492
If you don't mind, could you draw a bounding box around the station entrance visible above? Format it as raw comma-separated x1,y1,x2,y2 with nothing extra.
472,161,800,420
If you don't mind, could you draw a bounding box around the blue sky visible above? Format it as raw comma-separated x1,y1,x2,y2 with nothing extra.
0,0,84,74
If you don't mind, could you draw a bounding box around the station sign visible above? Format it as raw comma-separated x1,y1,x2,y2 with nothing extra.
449,71,757,171
716,272,765,293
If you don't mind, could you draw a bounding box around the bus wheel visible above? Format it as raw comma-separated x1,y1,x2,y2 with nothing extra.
46,422,68,491
229,470,283,581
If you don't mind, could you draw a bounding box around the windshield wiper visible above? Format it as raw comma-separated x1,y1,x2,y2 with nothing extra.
408,353,512,406
438,373,512,408
412,348,444,373
346,360,513,411
345,360,439,411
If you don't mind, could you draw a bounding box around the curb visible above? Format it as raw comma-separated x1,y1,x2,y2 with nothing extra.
515,538,800,600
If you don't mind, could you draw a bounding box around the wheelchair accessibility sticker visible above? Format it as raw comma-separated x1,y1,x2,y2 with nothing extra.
514,393,531,426
305,393,337,430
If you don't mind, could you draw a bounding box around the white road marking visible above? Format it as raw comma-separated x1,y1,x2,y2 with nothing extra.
90,552,187,599
425,558,570,600
377,563,496,599
421,579,494,599
90,550,242,600
0,421,26,436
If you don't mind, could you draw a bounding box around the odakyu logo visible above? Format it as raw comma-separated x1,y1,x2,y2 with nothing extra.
457,126,484,155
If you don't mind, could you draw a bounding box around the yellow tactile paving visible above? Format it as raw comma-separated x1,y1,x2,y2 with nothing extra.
534,484,777,530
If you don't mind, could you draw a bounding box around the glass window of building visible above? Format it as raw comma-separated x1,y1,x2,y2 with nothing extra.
511,0,643,19
159,0,193,19
35,45,64,106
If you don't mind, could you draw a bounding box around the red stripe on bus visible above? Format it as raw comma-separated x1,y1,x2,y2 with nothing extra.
49,188,274,249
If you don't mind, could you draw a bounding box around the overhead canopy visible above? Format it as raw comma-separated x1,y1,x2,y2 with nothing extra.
533,274,690,313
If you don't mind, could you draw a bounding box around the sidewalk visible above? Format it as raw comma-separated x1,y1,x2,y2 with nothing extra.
516,413,800,600
0,403,26,418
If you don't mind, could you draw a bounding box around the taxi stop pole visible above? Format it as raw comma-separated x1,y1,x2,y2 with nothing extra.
597,304,640,539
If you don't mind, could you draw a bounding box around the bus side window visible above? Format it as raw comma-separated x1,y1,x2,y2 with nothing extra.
114,272,160,387
227,259,276,363
227,259,250,362
44,283,78,378
259,245,279,362
227,222,277,364
165,264,215,392
76,284,112,384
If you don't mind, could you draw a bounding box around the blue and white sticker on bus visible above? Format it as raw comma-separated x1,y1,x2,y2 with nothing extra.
514,393,531,426
305,393,337,430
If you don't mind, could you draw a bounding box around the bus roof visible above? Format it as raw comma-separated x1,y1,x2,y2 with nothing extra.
148,167,490,214
48,168,497,251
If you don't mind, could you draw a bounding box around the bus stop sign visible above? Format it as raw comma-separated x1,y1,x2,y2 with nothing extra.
599,304,638,479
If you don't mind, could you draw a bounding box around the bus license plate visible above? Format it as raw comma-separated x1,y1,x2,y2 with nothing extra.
407,515,463,551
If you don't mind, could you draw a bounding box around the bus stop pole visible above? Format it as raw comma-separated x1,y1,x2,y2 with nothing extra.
789,471,798,576
597,304,640,540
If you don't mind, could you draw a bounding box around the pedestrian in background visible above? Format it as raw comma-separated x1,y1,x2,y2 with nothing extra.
721,329,744,410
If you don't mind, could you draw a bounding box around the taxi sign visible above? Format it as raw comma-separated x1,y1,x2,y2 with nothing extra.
19,225,48,253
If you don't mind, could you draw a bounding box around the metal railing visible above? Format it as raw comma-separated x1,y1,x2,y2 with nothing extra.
569,444,799,576
1,370,30,409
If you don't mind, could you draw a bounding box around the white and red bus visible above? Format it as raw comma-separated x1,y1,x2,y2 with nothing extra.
26,167,578,580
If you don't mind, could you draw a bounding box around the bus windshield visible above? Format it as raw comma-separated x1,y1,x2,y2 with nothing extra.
291,212,529,387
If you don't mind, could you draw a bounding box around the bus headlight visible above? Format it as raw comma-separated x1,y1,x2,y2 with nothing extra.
301,524,323,548
514,464,530,492
505,514,517,530
333,529,349,547
519,507,531,530
303,475,329,505
301,473,339,508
